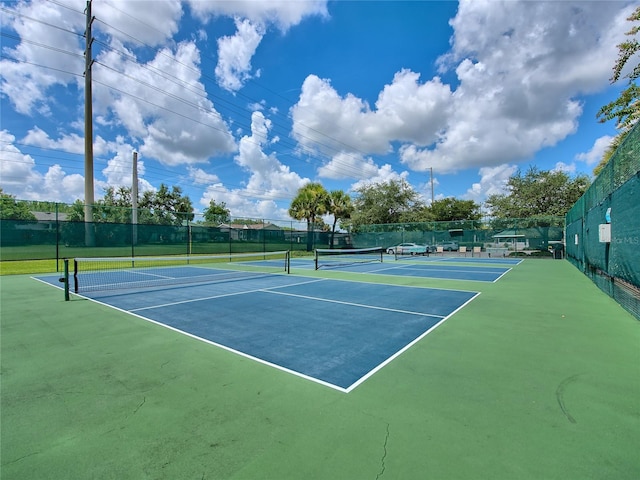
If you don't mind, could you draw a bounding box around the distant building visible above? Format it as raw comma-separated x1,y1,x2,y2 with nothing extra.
218,223,284,242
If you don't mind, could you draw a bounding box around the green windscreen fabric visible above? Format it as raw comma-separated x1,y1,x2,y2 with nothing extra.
566,122,640,320
350,219,564,253
609,175,640,287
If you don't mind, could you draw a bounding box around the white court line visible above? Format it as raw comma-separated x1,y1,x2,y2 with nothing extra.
264,289,445,319
73,291,351,393
129,277,328,312
492,267,513,283
344,291,481,393
396,265,509,274
32,274,479,393
365,263,507,276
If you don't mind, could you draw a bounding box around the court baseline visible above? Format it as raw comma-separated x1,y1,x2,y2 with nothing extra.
45,274,479,392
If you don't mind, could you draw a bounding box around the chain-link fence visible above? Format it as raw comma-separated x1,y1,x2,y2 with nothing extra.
566,123,640,320
349,217,564,257
0,206,350,268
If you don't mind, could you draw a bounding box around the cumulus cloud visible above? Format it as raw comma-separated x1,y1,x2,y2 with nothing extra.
190,0,328,91
93,1,183,47
22,127,84,154
318,152,379,180
576,135,614,165
94,40,237,165
553,162,577,174
235,111,308,198
186,0,329,32
188,167,220,185
290,0,632,185
1,0,236,169
0,130,85,202
197,110,309,219
349,164,409,193
464,164,518,203
99,143,155,195
215,18,265,92
0,0,83,115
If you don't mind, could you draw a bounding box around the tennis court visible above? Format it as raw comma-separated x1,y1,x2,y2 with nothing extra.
297,252,512,282
35,254,479,392
2,253,639,480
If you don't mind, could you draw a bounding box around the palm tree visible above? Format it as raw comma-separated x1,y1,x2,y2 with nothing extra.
289,182,329,251
327,190,353,248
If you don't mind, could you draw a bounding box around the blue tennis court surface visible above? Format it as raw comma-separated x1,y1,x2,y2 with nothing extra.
294,258,512,282
408,256,523,265
36,271,479,392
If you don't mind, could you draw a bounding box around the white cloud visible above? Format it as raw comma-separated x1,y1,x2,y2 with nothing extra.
189,167,220,185
191,0,328,91
186,0,329,32
13,128,157,201
99,143,155,195
93,1,183,47
349,165,408,193
553,162,577,174
576,135,614,165
0,0,83,115
1,1,236,168
197,110,309,219
318,152,379,180
0,130,84,202
463,164,518,203
234,111,308,199
215,18,265,92
426,0,632,171
291,1,632,177
291,72,452,159
94,40,237,165
22,127,84,154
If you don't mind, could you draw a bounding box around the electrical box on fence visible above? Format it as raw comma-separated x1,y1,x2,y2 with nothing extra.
599,224,611,243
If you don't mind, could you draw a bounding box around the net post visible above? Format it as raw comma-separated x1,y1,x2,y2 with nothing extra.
73,259,79,293
286,250,290,274
314,249,319,270
62,258,70,301
380,248,384,263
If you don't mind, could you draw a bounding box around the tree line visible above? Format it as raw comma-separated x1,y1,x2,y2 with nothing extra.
1,165,590,235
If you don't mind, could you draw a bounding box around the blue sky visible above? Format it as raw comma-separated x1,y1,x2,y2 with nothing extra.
0,0,635,222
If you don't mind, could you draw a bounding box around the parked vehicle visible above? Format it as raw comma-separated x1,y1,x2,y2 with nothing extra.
438,241,459,251
386,243,429,255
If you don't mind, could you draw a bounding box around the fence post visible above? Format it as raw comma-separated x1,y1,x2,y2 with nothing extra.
55,203,60,272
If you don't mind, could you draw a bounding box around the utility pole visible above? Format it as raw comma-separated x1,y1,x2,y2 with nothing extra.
84,0,95,246
132,151,138,247
430,167,434,205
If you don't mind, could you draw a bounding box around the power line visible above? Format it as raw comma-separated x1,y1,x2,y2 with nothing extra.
2,1,414,205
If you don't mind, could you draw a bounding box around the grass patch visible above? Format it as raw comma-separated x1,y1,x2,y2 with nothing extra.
0,259,63,275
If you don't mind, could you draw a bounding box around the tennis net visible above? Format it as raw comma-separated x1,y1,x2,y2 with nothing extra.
71,251,290,294
314,247,384,270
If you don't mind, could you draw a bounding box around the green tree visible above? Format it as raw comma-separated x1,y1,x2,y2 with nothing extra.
326,190,353,248
430,198,481,222
288,182,329,251
203,199,231,225
595,6,640,174
139,184,193,225
66,199,86,222
485,166,590,218
64,184,194,226
0,189,36,220
96,186,133,223
597,6,640,131
350,179,423,229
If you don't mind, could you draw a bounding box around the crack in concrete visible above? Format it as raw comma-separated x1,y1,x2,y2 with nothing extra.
133,396,146,415
375,423,390,479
